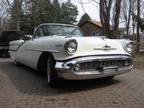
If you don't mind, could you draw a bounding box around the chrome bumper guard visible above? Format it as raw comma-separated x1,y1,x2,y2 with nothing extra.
55,55,133,80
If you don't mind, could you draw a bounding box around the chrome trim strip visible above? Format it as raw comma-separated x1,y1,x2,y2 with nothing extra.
57,54,131,62
93,48,117,50
24,48,60,53
64,55,131,65
9,42,24,52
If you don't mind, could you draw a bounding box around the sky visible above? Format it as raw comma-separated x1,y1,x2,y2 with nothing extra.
64,0,100,21
69,0,125,27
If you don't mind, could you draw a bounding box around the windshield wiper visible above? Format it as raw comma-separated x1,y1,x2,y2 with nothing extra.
70,27,78,35
65,28,79,38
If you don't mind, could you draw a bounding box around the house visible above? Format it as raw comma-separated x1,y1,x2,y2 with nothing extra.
79,20,114,37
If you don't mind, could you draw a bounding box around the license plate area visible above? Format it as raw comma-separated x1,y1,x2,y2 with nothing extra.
103,66,118,74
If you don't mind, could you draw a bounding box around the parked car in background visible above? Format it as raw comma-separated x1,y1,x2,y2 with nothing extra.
0,31,25,57
9,23,133,86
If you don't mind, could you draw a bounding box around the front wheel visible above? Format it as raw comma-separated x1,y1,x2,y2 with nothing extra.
47,56,59,86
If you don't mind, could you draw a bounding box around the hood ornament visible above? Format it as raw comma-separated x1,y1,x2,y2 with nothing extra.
93,37,117,51
103,45,112,50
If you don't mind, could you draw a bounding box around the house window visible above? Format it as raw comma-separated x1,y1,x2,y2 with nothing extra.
93,31,99,36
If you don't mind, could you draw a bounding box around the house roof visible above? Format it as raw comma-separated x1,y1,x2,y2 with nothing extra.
91,21,102,27
79,20,102,28
79,20,113,30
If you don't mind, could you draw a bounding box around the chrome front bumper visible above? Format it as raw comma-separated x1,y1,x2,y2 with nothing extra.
55,55,133,80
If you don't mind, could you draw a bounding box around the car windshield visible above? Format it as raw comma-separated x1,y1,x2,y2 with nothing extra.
41,25,83,37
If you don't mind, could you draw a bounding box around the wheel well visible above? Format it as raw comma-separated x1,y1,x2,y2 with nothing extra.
37,52,55,73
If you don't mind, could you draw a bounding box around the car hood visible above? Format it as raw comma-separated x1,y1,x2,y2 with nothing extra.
47,36,130,60
72,36,127,54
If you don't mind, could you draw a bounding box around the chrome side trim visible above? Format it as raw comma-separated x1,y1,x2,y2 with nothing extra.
24,49,60,53
93,48,117,50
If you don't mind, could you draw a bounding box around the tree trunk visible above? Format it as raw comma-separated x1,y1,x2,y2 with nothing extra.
136,0,140,53
113,0,121,39
126,0,133,36
99,0,112,38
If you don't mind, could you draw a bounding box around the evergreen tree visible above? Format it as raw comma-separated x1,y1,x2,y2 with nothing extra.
10,0,78,33
28,0,78,25
60,1,78,24
78,13,91,26
51,0,61,22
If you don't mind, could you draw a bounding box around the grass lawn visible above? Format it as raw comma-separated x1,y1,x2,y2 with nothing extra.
134,54,144,63
134,54,144,69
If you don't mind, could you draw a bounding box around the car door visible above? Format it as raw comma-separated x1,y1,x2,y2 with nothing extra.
16,27,45,69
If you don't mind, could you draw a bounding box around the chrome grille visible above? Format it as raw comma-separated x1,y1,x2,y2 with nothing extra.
79,59,132,71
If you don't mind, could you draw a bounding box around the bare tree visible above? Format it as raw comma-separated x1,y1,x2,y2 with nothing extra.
0,1,9,31
113,0,122,38
93,0,122,38
131,2,137,37
136,0,140,53
1,0,24,30
99,0,113,38
0,4,4,31
1,0,13,12
10,0,24,30
121,0,136,36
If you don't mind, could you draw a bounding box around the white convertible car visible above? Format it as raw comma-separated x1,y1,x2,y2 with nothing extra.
9,23,133,86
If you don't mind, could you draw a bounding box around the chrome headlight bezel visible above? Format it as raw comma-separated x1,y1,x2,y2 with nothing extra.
124,42,133,54
64,39,78,54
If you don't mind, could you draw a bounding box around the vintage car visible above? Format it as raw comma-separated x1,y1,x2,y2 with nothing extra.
9,23,133,86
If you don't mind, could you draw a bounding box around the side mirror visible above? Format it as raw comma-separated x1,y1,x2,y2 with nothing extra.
24,35,32,40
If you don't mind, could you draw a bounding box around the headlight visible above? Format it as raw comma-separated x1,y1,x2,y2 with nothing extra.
64,39,77,54
125,43,133,53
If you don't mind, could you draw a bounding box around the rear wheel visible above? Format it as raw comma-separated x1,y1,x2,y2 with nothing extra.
47,56,59,86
